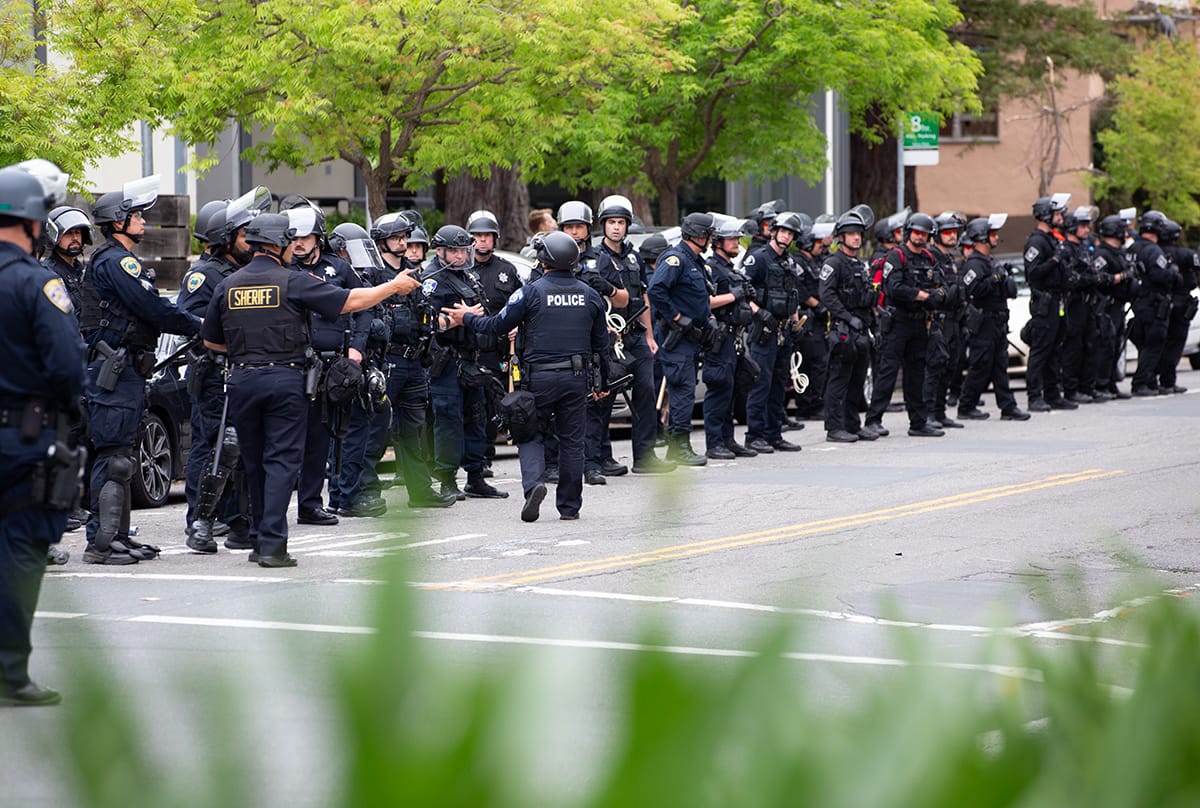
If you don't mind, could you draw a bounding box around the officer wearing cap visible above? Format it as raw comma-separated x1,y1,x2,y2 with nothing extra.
0,159,84,705
742,212,807,454
467,209,523,477
202,213,419,567
1023,195,1076,412
80,175,200,565
176,197,258,554
648,212,717,466
368,214,456,509
956,217,1030,422
702,218,757,459
422,224,508,500
442,231,608,521
819,208,876,443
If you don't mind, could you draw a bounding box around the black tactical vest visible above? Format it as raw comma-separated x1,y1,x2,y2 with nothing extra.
221,264,310,364
521,278,595,363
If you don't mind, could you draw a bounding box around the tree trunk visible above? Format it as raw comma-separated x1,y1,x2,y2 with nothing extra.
444,166,531,251
656,179,681,229
362,167,392,224
850,108,918,222
630,192,655,228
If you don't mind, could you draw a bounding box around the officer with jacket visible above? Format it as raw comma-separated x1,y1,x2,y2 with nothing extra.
81,176,201,565
819,208,876,443
367,214,456,509
1157,219,1197,394
1023,195,1077,412
927,212,966,428
702,218,757,459
0,160,84,706
422,224,508,500
792,221,829,422
956,217,1030,422
1128,210,1180,396
1059,207,1102,404
202,213,420,567
442,231,608,522
742,212,807,454
864,213,944,438
648,212,716,466
1090,215,1138,400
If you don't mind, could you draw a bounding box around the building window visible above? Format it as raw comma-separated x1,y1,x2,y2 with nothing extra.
940,106,999,142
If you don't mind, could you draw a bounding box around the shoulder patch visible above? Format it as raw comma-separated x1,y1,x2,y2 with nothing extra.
120,256,141,277
819,265,834,281
962,269,976,286
1024,246,1039,263
628,254,638,265
664,255,681,267
43,278,73,314
1156,254,1168,269
497,271,509,284
1093,256,1108,271
185,272,206,293
506,288,524,306
742,254,756,267
882,263,894,279
421,278,438,296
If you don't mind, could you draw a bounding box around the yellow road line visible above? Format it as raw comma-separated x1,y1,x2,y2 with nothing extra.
432,469,1124,589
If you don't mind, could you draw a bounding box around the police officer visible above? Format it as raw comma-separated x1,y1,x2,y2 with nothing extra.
743,200,782,252
792,221,829,422
702,218,757,459
368,214,456,509
1128,210,1180,396
928,213,967,428
176,198,256,553
1023,195,1077,412
81,175,200,565
406,226,430,265
648,212,716,466
1090,215,1138,400
864,213,944,438
742,212,807,453
442,231,608,522
422,224,508,500
956,217,1030,422
202,213,420,567
0,160,83,705
283,199,370,524
1157,219,1197,394
1059,207,1102,404
819,209,876,443
467,209,523,477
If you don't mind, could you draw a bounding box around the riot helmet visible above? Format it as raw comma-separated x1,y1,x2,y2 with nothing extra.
933,211,963,236
639,233,669,266
1032,193,1070,224
535,230,580,272
328,222,370,255
433,224,474,249
1138,209,1168,236
466,209,501,236
963,217,991,245
1096,215,1126,240
680,211,715,241
278,194,325,237
46,205,93,252
771,211,812,238
193,200,227,244
556,200,593,227
408,226,429,247
370,212,414,249
244,213,292,247
1160,219,1182,244
904,213,935,239
746,199,783,231
834,208,868,237
93,174,159,228
597,194,634,223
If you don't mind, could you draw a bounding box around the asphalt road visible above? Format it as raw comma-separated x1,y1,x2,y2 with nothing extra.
5,374,1200,805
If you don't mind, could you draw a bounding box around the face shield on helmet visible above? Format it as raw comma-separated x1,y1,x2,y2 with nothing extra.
433,224,475,267
963,217,990,246
328,222,370,256
343,238,386,273
14,159,69,212
47,206,93,253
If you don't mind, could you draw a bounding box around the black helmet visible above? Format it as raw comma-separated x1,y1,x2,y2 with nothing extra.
1139,210,1168,236
771,211,812,237
933,211,963,237
963,217,991,245
713,218,746,240
398,209,424,229
278,195,325,237
746,199,783,227
874,219,896,243
1065,205,1095,232
328,222,370,255
433,224,474,249
904,213,935,238
639,233,669,265
370,212,414,242
193,200,227,243
244,213,292,247
218,198,256,244
834,208,868,237
536,230,580,271
597,194,634,223
1096,215,1126,239
466,209,500,236
680,211,715,240
1161,219,1183,244
93,174,159,225
1032,193,1070,224
557,200,593,227
408,226,429,247
46,205,93,248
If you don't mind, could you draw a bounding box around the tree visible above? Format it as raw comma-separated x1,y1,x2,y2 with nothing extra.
1094,40,1200,225
535,0,981,225
48,0,686,220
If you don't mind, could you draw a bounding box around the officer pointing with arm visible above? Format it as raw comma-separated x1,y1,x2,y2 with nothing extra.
442,231,609,523
202,213,419,568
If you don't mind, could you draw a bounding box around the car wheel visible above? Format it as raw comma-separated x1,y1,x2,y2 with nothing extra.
132,411,173,508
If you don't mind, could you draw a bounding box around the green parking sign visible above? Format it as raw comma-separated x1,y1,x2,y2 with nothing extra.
902,111,939,165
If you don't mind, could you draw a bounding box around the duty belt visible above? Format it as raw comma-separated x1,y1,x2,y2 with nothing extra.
233,360,306,369
526,359,577,372
388,344,424,360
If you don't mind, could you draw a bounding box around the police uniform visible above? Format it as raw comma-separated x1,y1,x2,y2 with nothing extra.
41,251,84,317
0,241,84,702
473,250,523,455
1059,236,1102,401
926,245,963,425
818,251,874,436
866,243,937,432
177,251,250,547
957,253,1022,417
80,237,200,561
1129,235,1178,395
421,254,495,494
579,241,627,479
741,242,800,448
1090,242,1135,399
462,273,608,518
1022,228,1070,408
1160,240,1198,392
647,242,711,456
701,250,751,453
202,255,351,563
296,251,369,519
793,249,829,419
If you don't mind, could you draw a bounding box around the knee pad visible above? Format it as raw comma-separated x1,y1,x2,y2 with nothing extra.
104,452,135,484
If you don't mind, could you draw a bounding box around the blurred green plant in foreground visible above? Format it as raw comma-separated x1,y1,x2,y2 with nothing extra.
41,549,1200,807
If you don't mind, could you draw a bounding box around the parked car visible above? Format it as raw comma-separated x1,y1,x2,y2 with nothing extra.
133,333,193,508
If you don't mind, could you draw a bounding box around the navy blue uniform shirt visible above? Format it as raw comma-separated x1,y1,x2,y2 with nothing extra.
87,238,200,348
648,243,710,323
